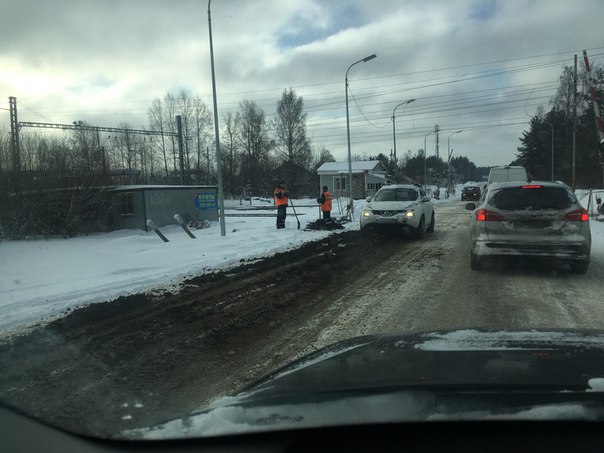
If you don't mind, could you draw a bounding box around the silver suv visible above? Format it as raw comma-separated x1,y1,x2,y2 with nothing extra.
465,181,591,273
360,184,434,238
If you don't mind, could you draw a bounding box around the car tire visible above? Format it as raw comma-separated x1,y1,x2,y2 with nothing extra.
570,261,589,274
470,251,483,271
426,212,435,233
413,216,426,239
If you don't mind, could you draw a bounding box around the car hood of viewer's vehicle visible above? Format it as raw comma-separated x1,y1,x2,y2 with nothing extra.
135,329,604,440
366,201,419,211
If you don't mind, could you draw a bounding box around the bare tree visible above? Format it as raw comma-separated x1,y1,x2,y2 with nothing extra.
192,97,214,184
311,146,335,171
148,90,213,184
239,100,272,194
274,88,311,169
148,98,171,178
221,111,241,196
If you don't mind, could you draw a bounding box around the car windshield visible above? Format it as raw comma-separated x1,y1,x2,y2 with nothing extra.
489,187,576,210
373,188,418,202
1,0,604,446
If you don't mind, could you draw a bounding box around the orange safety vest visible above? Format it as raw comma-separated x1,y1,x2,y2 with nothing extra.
274,186,288,206
321,191,332,211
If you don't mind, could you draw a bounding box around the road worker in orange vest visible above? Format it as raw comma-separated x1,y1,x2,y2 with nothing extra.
274,181,289,229
316,185,332,220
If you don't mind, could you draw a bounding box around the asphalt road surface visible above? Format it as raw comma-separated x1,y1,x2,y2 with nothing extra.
1,201,603,437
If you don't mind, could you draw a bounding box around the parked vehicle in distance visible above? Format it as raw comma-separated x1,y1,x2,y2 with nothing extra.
461,185,481,201
465,181,591,273
361,184,434,238
487,166,528,185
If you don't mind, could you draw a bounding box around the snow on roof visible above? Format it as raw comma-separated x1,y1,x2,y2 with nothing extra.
317,160,385,173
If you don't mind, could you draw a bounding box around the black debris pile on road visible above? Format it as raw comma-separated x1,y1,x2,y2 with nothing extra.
304,219,345,231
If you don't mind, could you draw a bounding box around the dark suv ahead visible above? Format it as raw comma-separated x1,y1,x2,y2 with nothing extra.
465,181,591,273
461,186,481,201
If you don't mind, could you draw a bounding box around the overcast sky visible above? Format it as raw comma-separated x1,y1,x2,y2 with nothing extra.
1,0,603,167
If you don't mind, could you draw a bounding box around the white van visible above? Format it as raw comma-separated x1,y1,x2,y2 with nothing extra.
487,166,528,184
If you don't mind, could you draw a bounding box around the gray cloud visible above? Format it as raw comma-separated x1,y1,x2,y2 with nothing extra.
1,0,603,167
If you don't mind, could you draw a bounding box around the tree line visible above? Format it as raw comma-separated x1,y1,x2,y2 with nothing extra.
514,63,604,188
1,88,336,195
365,150,480,188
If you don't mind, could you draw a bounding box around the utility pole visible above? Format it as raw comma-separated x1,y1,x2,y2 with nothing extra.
208,0,226,236
8,97,20,177
572,54,577,189
206,146,210,184
391,99,415,163
176,115,185,185
434,124,440,159
95,127,107,182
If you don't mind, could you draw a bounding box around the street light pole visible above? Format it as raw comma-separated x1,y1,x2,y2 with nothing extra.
423,130,435,192
208,0,226,236
346,53,376,219
392,99,415,163
447,130,462,196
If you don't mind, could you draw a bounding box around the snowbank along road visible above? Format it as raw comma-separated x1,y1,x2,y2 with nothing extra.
0,201,603,437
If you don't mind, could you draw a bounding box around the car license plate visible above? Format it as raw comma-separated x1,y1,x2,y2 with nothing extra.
513,221,551,229
377,218,396,224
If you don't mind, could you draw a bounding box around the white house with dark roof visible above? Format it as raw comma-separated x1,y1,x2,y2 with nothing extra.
316,160,394,199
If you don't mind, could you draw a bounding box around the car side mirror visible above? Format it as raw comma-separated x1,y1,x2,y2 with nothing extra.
366,196,372,202
465,202,476,210
422,196,431,203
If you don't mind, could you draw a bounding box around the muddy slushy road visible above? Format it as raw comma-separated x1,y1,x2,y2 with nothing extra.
1,202,603,437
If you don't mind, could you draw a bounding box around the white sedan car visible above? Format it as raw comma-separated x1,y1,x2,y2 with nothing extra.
360,184,435,238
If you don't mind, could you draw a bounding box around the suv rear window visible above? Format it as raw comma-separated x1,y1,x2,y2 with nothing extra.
489,186,576,211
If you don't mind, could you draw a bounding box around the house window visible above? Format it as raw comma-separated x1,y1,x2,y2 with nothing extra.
367,183,383,191
335,177,346,191
120,192,134,216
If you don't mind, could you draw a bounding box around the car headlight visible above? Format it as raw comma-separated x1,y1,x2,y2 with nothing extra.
362,210,372,217
406,211,414,218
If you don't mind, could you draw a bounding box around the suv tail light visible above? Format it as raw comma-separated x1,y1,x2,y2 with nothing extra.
564,209,589,222
476,209,505,222
521,185,543,189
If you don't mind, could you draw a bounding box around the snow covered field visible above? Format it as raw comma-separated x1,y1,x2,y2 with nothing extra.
1,188,603,339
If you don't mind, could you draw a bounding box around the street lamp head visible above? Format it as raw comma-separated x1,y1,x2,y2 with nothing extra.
362,54,377,62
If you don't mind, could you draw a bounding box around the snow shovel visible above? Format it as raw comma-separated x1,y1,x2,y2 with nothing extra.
289,199,301,230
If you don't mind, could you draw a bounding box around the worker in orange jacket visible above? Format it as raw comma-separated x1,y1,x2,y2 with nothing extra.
316,185,332,220
274,181,289,229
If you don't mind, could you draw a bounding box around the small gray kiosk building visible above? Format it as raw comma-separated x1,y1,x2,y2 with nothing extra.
107,185,218,231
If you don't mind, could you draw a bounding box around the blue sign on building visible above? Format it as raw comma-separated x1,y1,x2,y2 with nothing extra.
195,192,217,211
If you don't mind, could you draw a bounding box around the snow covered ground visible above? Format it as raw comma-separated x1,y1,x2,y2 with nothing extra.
0,197,358,337
1,188,603,339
